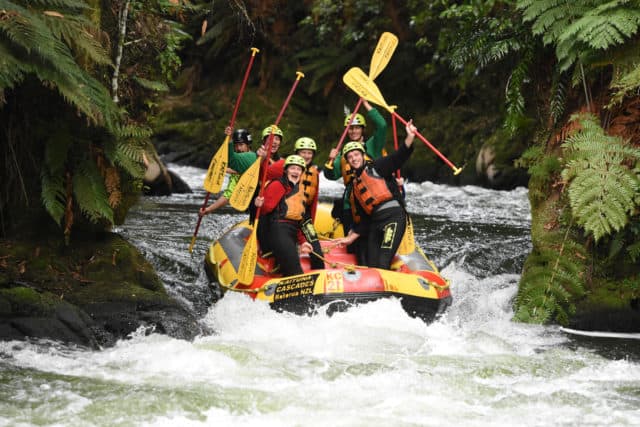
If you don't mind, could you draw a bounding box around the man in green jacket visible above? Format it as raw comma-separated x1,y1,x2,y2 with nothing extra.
324,99,387,233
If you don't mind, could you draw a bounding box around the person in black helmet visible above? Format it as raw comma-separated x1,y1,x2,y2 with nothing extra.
199,127,253,217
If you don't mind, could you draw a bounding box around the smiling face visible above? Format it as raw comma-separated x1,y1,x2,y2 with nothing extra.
296,149,314,165
347,125,364,142
285,164,304,183
345,150,364,169
264,135,281,154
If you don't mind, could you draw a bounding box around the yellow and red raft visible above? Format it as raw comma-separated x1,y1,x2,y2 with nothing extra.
204,203,452,323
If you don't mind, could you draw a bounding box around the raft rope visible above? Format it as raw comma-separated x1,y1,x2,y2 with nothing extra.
310,249,365,272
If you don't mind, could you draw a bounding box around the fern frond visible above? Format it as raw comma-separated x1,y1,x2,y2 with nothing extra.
561,113,640,241
72,158,114,224
518,0,640,70
504,53,531,134
0,42,30,89
104,127,147,179
628,240,640,262
132,76,170,92
515,223,586,325
43,12,112,66
549,72,568,125
41,170,66,225
610,62,640,105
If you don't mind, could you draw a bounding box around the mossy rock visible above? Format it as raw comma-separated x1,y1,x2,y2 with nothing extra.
0,233,203,348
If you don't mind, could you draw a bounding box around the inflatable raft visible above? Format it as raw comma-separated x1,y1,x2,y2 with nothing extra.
204,204,452,322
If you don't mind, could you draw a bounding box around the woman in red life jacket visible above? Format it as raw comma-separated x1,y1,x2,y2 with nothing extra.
248,125,285,223
255,155,314,277
264,137,325,270
332,120,417,269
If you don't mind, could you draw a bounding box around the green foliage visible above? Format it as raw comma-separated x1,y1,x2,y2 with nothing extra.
73,158,114,224
516,145,562,205
157,20,191,83
514,228,586,324
107,124,149,179
294,47,358,95
548,72,568,125
428,1,537,134
609,44,640,105
0,0,119,127
1,0,153,238
561,113,640,242
296,0,391,95
504,52,532,134
518,0,640,71
40,171,67,226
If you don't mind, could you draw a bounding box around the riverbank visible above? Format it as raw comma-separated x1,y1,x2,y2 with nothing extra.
0,233,204,349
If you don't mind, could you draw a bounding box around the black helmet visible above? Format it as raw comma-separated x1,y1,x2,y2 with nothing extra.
232,129,252,145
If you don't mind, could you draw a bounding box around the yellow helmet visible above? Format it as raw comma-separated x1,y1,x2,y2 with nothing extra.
294,137,317,152
261,125,284,140
342,141,365,158
284,154,306,170
344,113,366,127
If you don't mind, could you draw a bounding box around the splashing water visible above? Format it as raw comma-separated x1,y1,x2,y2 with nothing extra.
1,165,638,426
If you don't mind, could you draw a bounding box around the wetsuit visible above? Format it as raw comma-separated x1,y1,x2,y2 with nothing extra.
257,176,309,276
350,141,413,269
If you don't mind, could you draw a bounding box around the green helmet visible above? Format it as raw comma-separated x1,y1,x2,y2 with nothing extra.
284,154,306,170
344,113,366,127
342,141,365,158
294,137,317,152
261,125,284,140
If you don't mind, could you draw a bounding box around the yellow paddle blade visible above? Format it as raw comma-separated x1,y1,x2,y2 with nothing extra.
203,136,229,193
369,32,398,80
229,157,260,211
343,67,394,113
397,215,416,255
237,220,258,285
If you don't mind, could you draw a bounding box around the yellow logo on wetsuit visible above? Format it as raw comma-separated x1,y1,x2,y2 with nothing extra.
381,222,397,249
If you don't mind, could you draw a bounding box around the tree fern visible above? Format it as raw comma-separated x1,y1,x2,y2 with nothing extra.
561,113,640,242
515,228,586,324
518,0,640,71
0,0,119,126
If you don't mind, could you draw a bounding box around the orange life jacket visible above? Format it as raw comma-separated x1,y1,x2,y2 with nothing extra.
340,153,373,184
276,177,306,221
351,165,394,215
301,165,319,207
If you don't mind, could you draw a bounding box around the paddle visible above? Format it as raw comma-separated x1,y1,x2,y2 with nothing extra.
230,71,305,212
237,72,305,285
325,32,398,169
204,47,259,193
228,157,260,210
342,67,463,175
390,114,416,255
188,47,259,253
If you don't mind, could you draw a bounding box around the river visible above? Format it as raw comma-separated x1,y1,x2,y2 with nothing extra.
1,165,639,426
